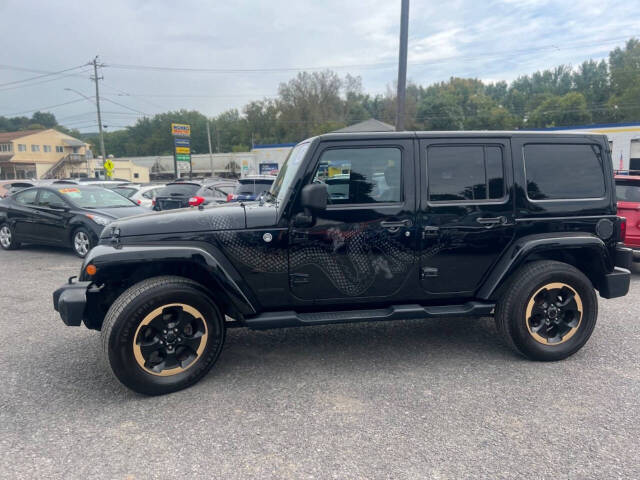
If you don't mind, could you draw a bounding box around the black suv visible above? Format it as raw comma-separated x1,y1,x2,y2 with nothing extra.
153,178,237,210
53,132,632,395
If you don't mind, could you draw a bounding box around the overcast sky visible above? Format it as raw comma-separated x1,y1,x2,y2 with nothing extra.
0,0,638,132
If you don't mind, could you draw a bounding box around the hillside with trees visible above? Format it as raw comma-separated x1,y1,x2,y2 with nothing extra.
1,38,638,157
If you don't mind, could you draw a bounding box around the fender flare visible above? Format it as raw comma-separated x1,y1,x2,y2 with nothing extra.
476,232,612,300
83,242,259,316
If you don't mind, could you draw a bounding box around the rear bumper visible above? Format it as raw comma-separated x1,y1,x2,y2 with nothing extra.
53,277,91,326
616,245,634,269
599,267,631,299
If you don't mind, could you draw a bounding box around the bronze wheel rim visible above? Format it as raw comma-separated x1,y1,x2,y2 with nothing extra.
525,282,583,345
133,303,208,376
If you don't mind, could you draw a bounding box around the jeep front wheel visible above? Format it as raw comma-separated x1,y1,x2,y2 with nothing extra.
495,260,598,361
101,276,225,395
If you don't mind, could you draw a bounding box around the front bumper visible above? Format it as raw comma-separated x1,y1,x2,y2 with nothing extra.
53,277,91,326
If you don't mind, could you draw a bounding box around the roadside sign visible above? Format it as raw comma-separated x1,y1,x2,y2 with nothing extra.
174,138,190,147
175,146,191,155
171,123,191,137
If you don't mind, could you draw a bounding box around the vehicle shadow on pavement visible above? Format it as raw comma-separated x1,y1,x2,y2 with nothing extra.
205,316,514,386
34,316,512,399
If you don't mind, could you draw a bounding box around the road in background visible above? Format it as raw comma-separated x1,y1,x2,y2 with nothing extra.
1,246,639,479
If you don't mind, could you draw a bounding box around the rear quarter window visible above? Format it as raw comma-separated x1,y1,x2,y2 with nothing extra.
524,144,606,200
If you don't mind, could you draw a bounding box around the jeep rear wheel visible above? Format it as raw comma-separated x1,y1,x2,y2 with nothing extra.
495,260,597,361
101,276,225,395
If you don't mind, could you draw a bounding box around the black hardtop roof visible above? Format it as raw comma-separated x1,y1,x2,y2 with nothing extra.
311,130,607,142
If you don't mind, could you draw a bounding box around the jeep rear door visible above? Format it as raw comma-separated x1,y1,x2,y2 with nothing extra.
288,138,418,306
418,137,515,297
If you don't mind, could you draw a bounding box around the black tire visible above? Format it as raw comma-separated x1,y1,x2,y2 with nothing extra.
495,260,598,361
101,276,225,395
71,227,93,258
0,222,20,250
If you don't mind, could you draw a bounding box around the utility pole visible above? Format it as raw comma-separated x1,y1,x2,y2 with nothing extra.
207,119,214,177
90,56,107,172
395,0,410,131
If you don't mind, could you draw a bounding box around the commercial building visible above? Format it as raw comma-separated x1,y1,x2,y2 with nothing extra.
539,123,640,172
121,144,295,181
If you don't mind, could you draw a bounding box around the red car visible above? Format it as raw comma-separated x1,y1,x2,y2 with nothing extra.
615,174,640,262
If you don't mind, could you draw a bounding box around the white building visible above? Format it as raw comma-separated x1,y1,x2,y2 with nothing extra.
117,144,296,180
540,123,640,172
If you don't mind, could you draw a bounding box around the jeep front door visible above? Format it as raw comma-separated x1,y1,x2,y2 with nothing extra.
288,140,418,305
419,138,515,297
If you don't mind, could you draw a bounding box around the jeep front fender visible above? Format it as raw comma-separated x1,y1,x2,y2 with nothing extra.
82,243,259,316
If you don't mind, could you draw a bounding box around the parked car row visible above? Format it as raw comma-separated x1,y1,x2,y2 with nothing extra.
0,175,275,257
0,185,148,257
152,175,274,211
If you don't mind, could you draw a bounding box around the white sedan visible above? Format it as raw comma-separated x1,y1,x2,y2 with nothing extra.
109,184,166,209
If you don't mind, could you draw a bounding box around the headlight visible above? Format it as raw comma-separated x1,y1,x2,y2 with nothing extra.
85,214,111,226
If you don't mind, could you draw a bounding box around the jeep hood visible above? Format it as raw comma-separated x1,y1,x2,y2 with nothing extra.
102,202,277,238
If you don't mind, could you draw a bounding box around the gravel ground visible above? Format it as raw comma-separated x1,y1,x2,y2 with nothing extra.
1,245,639,479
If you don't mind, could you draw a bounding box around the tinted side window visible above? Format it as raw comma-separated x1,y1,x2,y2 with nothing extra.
13,189,38,205
313,147,402,204
524,144,606,200
39,190,66,208
427,145,505,202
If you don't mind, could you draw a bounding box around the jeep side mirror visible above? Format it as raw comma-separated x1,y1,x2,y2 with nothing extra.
300,183,328,213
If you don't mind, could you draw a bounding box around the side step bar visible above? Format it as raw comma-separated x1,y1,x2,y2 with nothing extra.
243,302,495,330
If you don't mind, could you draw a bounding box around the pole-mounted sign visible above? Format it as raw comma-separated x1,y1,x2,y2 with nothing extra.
171,123,192,178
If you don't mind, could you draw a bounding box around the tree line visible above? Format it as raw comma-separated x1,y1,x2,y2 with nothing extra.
1,38,638,157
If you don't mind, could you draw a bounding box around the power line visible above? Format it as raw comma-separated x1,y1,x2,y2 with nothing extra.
0,64,88,88
3,98,89,116
101,97,149,116
0,68,93,93
104,35,636,74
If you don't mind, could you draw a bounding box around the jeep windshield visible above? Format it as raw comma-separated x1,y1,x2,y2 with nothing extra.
270,142,310,204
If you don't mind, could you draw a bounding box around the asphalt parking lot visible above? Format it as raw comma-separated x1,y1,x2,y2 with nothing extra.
1,246,639,479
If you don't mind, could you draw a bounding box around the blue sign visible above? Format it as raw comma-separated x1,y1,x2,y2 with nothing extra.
174,138,190,147
259,163,279,175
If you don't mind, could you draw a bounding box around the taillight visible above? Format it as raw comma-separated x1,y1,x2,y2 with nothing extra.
189,196,205,207
620,217,627,243
227,193,234,202
137,199,142,205
151,199,156,206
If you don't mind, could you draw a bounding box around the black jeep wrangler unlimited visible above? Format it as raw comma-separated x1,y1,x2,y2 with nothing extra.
54,132,632,395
